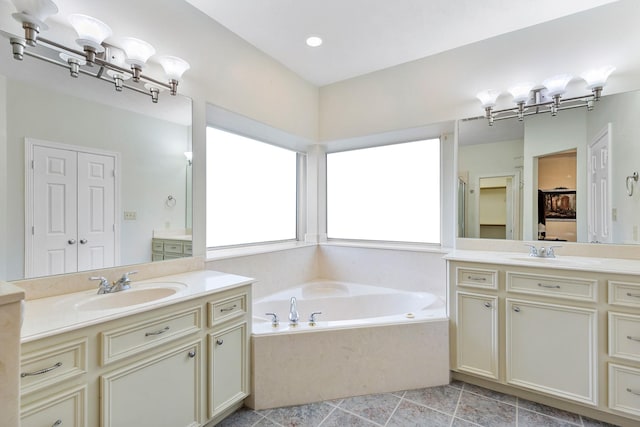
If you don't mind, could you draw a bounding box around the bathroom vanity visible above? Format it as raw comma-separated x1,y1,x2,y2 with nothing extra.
446,250,640,426
19,270,252,427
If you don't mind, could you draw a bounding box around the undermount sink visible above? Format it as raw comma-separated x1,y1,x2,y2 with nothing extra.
74,282,187,311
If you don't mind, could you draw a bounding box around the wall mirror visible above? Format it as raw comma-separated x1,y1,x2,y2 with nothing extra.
458,88,640,245
0,31,193,281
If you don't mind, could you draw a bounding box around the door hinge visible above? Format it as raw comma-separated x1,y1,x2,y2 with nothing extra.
32,225,35,235
31,160,34,169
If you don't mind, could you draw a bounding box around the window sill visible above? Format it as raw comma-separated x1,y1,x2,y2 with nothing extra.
321,240,451,254
206,241,316,261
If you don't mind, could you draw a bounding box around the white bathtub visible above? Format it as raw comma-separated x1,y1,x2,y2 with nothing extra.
247,280,450,410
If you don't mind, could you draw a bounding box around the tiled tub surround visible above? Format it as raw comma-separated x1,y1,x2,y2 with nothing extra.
446,249,640,427
247,280,449,410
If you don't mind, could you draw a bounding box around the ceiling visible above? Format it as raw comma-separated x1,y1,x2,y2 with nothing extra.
185,0,618,87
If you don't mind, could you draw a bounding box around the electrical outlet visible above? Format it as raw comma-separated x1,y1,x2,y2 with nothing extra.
124,211,137,220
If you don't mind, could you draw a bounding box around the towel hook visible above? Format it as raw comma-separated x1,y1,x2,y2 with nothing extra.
626,172,638,196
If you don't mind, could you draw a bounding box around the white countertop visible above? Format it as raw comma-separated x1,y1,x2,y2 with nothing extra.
444,250,640,275
21,270,253,343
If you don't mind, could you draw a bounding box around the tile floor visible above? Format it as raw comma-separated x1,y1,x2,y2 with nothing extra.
216,381,620,427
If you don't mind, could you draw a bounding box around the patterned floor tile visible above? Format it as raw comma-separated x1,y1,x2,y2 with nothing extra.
451,418,483,427
403,385,462,414
462,383,517,405
263,402,335,427
581,415,621,427
455,391,516,427
518,408,580,427
338,392,401,425
215,407,264,427
386,399,452,427
318,408,379,427
518,398,582,425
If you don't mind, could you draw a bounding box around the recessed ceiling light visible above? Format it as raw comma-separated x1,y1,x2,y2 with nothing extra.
306,36,323,47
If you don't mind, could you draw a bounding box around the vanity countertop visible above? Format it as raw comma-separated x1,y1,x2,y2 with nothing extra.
21,270,253,343
444,249,640,275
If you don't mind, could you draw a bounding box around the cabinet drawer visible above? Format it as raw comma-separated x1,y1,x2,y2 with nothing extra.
152,240,164,252
609,281,640,307
21,385,87,427
209,293,248,326
609,312,640,362
163,241,184,254
101,307,201,365
456,267,498,289
183,243,192,255
21,338,88,395
506,271,597,302
609,363,640,417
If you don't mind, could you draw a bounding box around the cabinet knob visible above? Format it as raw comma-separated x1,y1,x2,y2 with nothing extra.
216,339,224,346
52,420,62,427
513,306,521,313
68,239,76,245
80,239,88,244
483,302,492,308
188,350,196,358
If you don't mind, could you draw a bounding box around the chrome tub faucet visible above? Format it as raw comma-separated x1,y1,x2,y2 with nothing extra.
289,297,299,325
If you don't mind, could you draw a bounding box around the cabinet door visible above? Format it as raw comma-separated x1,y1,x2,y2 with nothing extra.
506,299,597,405
21,385,87,427
101,341,201,427
209,322,248,418
456,292,499,379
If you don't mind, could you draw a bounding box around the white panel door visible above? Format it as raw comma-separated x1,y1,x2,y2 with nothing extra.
77,152,116,271
32,145,78,277
588,126,611,243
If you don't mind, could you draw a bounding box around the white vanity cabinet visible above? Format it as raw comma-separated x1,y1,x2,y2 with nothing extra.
20,281,252,427
448,255,640,425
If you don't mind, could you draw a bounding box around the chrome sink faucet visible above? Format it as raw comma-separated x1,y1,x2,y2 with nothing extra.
90,271,137,294
289,297,299,325
525,244,561,258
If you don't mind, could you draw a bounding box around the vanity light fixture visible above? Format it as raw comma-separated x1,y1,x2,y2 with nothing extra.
7,0,190,102
477,66,615,126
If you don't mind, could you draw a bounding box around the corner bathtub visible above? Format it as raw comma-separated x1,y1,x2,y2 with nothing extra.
246,280,450,410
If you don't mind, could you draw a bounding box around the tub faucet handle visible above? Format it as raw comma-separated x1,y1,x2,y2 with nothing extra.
265,312,279,327
289,297,299,325
309,311,322,325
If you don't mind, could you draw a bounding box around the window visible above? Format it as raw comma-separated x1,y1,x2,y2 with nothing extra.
326,138,440,244
206,127,298,247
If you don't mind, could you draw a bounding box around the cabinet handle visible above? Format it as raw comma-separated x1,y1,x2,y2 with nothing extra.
627,336,640,342
483,302,492,308
220,304,237,312
626,292,640,298
21,362,62,377
188,350,196,358
513,306,521,313
627,388,640,396
52,420,62,427
467,276,486,281
537,283,561,289
145,326,170,337
216,339,224,346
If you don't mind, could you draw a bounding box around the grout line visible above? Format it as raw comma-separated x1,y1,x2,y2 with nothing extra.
317,404,339,427
331,407,386,427
449,384,465,427
515,396,519,427
383,395,404,427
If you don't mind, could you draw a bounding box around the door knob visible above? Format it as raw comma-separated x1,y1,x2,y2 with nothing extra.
80,239,88,244
68,239,76,245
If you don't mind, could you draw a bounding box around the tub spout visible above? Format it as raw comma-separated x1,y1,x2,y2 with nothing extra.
289,297,299,325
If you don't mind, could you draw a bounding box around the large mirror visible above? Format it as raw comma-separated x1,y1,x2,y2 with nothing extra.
458,89,640,245
0,32,193,281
